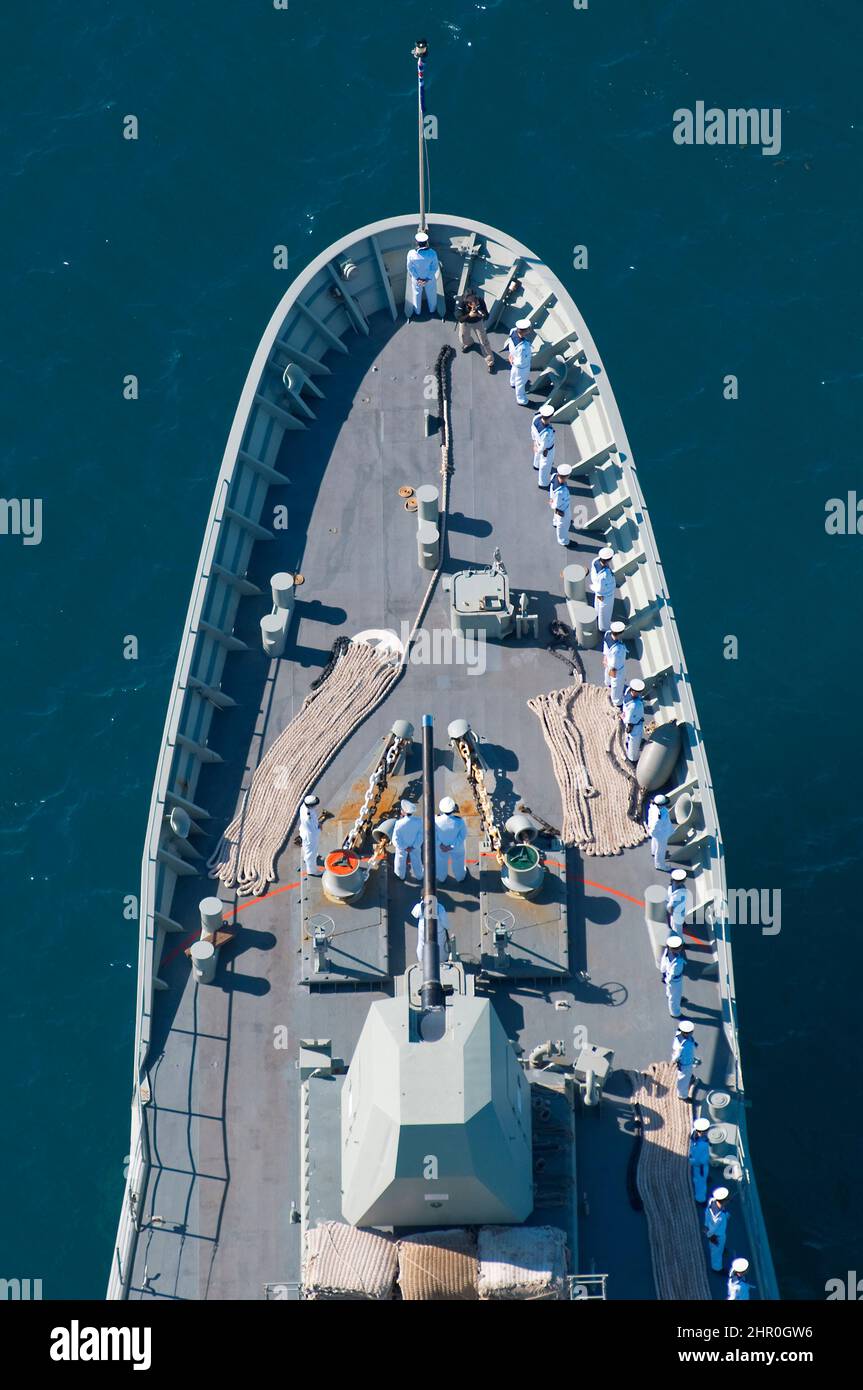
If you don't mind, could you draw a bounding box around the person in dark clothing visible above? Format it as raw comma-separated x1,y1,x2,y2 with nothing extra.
454,290,495,371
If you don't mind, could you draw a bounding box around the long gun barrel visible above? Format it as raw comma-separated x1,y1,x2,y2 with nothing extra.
420,714,444,1012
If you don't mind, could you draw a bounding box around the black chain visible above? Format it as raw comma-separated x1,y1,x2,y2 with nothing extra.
546,619,585,683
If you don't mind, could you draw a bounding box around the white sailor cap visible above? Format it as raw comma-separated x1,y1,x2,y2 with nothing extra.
666,934,683,949
610,620,626,635
303,794,320,806
693,1118,711,1132
731,1258,749,1274
539,403,555,418
400,799,416,814
515,317,532,330
439,795,457,814
556,464,573,477
671,867,688,882
677,1019,695,1033
415,229,430,243
411,903,424,920
598,546,614,561
653,793,668,805
712,1187,730,1202
628,678,645,693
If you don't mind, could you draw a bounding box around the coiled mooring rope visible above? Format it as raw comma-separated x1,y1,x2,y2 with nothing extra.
629,1062,712,1301
528,675,646,856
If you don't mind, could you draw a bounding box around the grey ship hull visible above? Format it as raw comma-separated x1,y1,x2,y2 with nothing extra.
108,213,777,1301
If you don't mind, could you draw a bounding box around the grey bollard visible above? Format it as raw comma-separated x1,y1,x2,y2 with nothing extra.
570,599,599,649
563,564,587,603
271,572,295,615
417,519,440,571
644,885,669,967
199,896,224,937
415,483,439,524
707,1089,733,1124
190,939,217,984
261,612,286,659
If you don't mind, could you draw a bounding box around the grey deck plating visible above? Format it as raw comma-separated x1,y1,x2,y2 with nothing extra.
114,216,775,1302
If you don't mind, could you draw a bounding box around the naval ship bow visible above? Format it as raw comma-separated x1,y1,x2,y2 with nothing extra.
109,42,777,1303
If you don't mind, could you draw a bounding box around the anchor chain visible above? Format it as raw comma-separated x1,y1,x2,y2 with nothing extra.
342,731,411,853
454,736,505,865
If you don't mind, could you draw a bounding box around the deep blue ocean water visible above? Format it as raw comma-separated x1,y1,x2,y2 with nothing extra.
2,0,860,1298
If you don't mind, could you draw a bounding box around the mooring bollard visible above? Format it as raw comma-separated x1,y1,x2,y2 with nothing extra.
417,518,440,571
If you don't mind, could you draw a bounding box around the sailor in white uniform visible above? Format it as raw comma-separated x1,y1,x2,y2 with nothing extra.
549,464,573,546
411,900,449,963
391,799,423,881
704,1187,730,1273
590,547,616,632
667,866,688,931
660,934,685,1018
620,678,646,763
602,620,628,707
727,1257,753,1301
299,794,321,875
434,796,467,882
508,318,535,405
689,1117,711,1205
671,1019,699,1100
406,230,439,315
531,402,556,488
646,791,672,870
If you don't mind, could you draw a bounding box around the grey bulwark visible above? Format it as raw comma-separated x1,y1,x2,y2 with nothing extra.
108,214,777,1302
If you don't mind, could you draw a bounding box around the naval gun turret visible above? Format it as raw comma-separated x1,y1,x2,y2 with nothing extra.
340,714,533,1229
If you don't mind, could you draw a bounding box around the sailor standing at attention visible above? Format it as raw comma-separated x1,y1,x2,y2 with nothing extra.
671,1019,699,1100
549,465,573,546
435,796,468,883
411,899,449,963
531,402,556,487
727,1258,753,1301
590,547,616,632
667,866,689,931
646,791,672,869
620,678,646,763
406,229,439,316
689,1117,712,1204
704,1187,730,1273
391,799,423,881
508,318,536,406
299,794,321,876
660,934,685,1018
602,620,628,708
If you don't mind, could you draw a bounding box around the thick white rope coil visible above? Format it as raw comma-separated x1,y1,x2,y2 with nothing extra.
527,679,646,856
207,640,399,895
630,1062,713,1301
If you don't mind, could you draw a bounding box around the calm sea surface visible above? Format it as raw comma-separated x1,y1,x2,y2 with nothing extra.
2,0,860,1298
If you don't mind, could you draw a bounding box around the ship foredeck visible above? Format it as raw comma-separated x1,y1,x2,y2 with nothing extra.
125,254,752,1300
